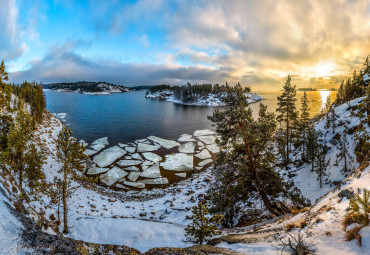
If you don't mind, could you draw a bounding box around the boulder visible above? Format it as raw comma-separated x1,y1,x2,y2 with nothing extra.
160,153,193,171
140,164,161,178
178,142,196,153
93,146,126,167
147,136,180,149
142,152,162,163
195,149,212,160
99,167,128,186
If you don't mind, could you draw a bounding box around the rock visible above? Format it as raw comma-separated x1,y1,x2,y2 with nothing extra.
131,153,143,160
118,160,143,166
139,178,169,185
178,134,196,142
93,146,126,167
127,172,141,182
87,166,109,175
195,149,212,159
175,173,187,178
178,142,196,153
89,143,106,152
140,164,161,178
193,129,216,136
142,152,162,163
125,146,136,153
108,198,116,202
91,137,109,146
84,149,98,156
123,166,140,171
161,153,193,171
124,181,145,189
206,144,220,154
147,136,180,149
79,140,88,146
197,135,216,145
198,159,213,167
137,143,159,152
118,143,129,148
99,167,128,186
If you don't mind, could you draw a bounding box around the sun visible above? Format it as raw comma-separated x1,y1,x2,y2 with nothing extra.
314,61,336,78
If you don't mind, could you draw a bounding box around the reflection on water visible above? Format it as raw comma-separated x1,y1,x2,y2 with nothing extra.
45,90,337,144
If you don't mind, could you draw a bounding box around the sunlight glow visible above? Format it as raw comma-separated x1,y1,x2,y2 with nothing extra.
320,90,331,109
315,61,336,78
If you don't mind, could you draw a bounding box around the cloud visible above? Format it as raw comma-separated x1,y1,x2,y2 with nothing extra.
10,41,229,85
0,0,26,60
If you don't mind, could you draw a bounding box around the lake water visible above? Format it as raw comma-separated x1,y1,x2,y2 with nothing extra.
44,90,337,145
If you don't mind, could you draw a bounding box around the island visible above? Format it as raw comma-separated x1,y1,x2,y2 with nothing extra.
145,83,263,106
42,81,131,95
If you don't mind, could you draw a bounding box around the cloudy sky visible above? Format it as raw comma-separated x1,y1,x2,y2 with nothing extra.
1,0,370,89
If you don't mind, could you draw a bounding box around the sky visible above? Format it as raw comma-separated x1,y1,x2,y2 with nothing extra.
1,0,370,89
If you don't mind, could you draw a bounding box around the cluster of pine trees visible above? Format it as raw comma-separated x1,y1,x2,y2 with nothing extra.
0,60,86,234
148,82,251,103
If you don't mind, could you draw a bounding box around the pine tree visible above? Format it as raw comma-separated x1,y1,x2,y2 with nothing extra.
25,144,44,192
185,202,223,244
306,126,319,172
56,126,86,234
349,188,370,214
208,85,287,218
276,76,298,167
314,145,330,188
298,92,310,161
0,60,8,84
354,125,370,163
337,134,353,173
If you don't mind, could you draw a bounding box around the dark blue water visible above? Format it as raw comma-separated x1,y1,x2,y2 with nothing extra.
44,90,337,145
44,90,217,144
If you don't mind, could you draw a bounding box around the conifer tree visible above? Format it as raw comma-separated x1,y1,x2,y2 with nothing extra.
208,85,287,218
354,125,370,163
56,126,86,234
337,134,353,173
25,144,44,192
306,126,319,172
314,145,330,188
299,92,310,161
276,76,298,166
185,202,223,244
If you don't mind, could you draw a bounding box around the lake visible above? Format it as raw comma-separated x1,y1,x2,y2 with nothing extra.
44,90,337,145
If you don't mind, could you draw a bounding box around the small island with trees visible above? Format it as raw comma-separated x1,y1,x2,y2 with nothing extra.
42,81,131,95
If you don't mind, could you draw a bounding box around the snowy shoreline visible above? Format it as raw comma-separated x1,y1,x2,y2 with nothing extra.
145,91,264,106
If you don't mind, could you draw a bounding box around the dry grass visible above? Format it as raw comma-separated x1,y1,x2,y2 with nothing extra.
345,226,363,246
285,223,296,231
343,213,369,227
297,221,308,229
290,207,309,215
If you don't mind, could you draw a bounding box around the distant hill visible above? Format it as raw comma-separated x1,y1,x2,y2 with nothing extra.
42,81,130,94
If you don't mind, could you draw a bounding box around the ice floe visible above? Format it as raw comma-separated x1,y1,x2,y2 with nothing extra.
123,166,140,171
206,144,220,154
127,172,140,182
118,160,143,166
137,143,159,152
142,152,162,163
195,149,212,160
138,178,169,185
175,173,186,178
131,153,143,160
140,164,161,178
91,137,109,146
89,143,106,152
193,129,216,136
125,146,136,153
197,135,216,145
147,136,180,149
84,149,98,156
87,166,109,175
93,146,126,167
178,142,196,154
99,167,128,186
161,153,193,171
178,134,196,142
123,181,145,189
198,159,213,167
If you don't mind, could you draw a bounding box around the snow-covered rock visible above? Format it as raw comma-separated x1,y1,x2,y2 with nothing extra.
195,149,212,159
161,153,193,171
123,181,145,189
99,167,128,186
139,178,169,185
147,136,180,149
93,146,126,167
194,129,216,136
127,172,141,182
178,142,196,153
137,143,159,152
118,160,143,166
140,164,161,178
142,152,162,163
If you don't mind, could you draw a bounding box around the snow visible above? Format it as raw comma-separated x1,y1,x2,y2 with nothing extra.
178,142,196,153
93,146,126,167
99,167,128,186
217,242,281,255
161,153,194,171
147,136,180,149
195,149,212,160
68,217,188,253
140,164,161,178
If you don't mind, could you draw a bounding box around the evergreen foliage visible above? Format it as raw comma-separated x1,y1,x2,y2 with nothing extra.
349,188,370,214
337,134,353,173
276,76,298,167
298,92,310,162
184,202,223,244
354,125,370,163
56,126,87,234
314,145,330,188
208,84,287,223
306,126,320,172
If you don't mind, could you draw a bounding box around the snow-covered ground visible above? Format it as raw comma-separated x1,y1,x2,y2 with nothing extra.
146,91,264,106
